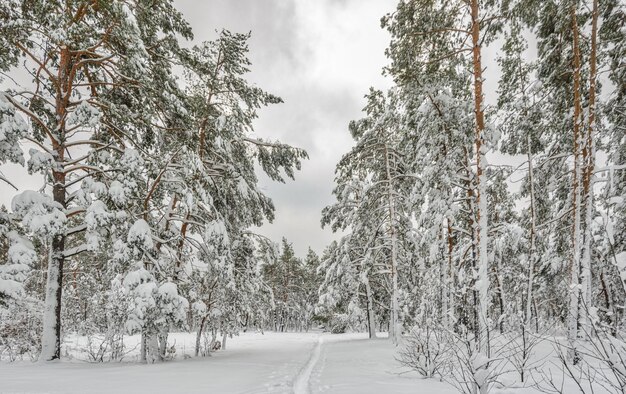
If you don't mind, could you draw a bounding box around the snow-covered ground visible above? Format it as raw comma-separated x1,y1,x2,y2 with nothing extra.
2,331,614,394
0,331,457,394
309,334,455,394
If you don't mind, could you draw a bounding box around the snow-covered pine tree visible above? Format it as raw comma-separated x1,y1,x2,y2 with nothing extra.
121,30,307,361
382,0,503,360
0,0,195,361
395,76,475,333
323,88,415,344
302,247,323,331
0,2,307,363
506,0,623,361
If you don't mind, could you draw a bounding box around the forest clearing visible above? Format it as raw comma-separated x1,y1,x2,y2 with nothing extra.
1,0,625,393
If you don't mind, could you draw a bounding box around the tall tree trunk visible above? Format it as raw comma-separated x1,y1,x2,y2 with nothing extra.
463,147,479,339
568,5,584,363
384,142,400,345
581,0,598,329
446,219,455,328
40,45,70,362
470,0,490,358
526,134,537,332
175,212,190,279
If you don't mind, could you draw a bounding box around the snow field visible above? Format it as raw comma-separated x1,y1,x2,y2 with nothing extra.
310,335,457,394
1,331,617,393
0,332,457,394
1,332,313,394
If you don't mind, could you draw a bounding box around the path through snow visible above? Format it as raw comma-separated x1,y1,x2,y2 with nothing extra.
293,336,323,394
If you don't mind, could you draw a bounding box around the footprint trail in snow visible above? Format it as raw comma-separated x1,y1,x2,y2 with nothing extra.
293,336,323,394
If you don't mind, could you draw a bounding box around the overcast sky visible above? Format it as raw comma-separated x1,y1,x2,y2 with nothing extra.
174,0,396,256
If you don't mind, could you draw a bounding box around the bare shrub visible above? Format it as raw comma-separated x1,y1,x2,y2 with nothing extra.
397,320,451,378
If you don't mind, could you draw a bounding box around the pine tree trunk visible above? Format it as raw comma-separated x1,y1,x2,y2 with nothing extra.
40,45,70,362
40,242,64,361
384,142,400,345
568,5,584,363
580,0,598,330
470,0,490,358
441,240,448,328
463,147,479,339
175,212,190,280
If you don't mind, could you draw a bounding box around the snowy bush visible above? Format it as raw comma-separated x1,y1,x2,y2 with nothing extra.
398,321,452,378
431,326,513,394
329,313,350,334
540,321,626,394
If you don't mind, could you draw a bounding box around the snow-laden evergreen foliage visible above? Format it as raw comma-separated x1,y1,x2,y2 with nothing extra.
0,0,307,363
320,0,626,392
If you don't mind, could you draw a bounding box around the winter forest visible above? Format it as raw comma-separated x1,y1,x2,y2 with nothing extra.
0,0,625,393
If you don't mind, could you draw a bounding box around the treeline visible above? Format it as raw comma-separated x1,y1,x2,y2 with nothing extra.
262,239,322,333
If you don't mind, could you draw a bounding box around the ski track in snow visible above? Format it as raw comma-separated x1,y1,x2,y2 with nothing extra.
293,336,323,394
